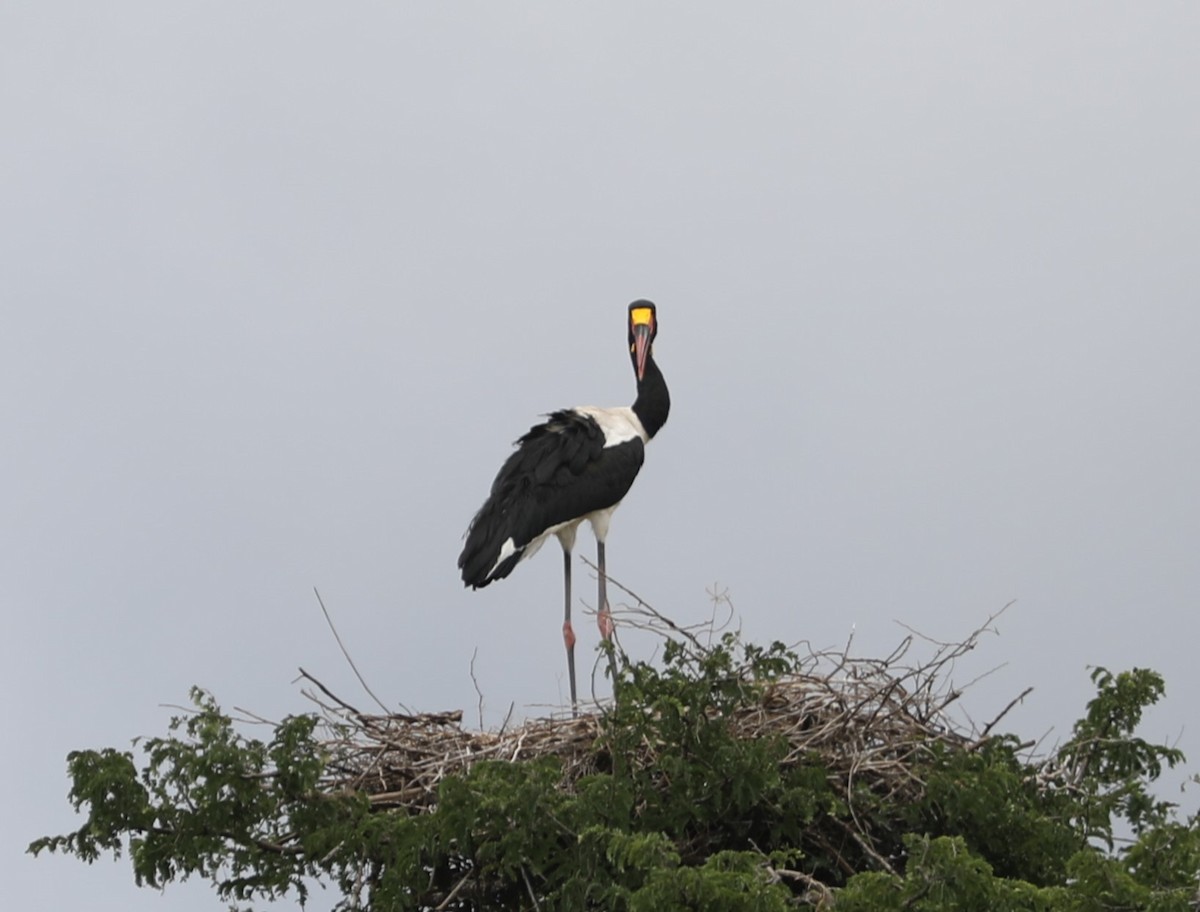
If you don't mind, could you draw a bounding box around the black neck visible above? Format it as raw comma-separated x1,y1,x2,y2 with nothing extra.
632,353,670,439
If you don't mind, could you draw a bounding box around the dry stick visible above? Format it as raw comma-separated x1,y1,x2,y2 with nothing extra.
520,864,543,910
954,661,1009,696
434,869,473,911
968,686,1035,750
499,701,515,735
230,706,278,726
881,634,915,668
772,867,835,907
313,586,398,715
894,600,1013,650
751,837,835,908
579,555,707,653
833,816,897,875
469,647,485,730
299,667,364,717
704,584,738,646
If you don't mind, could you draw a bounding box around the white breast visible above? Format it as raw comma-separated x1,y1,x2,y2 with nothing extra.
572,406,648,447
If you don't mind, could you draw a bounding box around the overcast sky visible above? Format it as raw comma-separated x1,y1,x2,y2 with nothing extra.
5,3,1200,908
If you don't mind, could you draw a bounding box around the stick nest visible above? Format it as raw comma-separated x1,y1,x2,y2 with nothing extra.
302,598,1024,833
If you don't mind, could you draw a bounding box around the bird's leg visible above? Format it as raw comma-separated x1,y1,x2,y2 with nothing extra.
562,547,578,716
596,540,614,640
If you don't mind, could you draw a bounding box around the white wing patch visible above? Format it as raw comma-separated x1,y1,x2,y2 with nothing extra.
486,518,583,580
572,406,648,447
486,536,520,579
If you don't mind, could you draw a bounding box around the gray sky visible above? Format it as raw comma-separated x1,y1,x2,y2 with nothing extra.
5,3,1199,907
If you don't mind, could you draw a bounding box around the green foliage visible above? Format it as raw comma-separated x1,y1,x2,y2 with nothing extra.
31,649,1200,911
1056,668,1186,846
629,851,795,912
906,737,1083,884
837,835,1056,911
29,688,356,906
600,636,838,868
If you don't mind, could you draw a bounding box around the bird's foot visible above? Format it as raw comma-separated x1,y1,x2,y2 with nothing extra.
562,620,577,650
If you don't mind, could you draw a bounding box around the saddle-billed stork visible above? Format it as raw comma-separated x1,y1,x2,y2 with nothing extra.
458,300,670,713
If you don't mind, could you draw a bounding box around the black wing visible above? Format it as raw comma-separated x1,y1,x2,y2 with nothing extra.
458,409,645,588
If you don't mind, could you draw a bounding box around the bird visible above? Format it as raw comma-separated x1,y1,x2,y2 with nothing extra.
458,300,670,713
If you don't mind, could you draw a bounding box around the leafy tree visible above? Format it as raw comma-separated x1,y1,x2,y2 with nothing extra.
30,630,1200,910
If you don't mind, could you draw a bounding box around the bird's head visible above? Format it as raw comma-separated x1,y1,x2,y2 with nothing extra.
628,300,657,382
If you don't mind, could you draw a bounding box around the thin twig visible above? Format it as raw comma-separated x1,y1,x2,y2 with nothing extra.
297,667,364,717
434,868,473,910
771,867,835,907
469,647,485,730
580,556,706,652
313,587,399,715
520,864,542,910
969,686,1034,749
